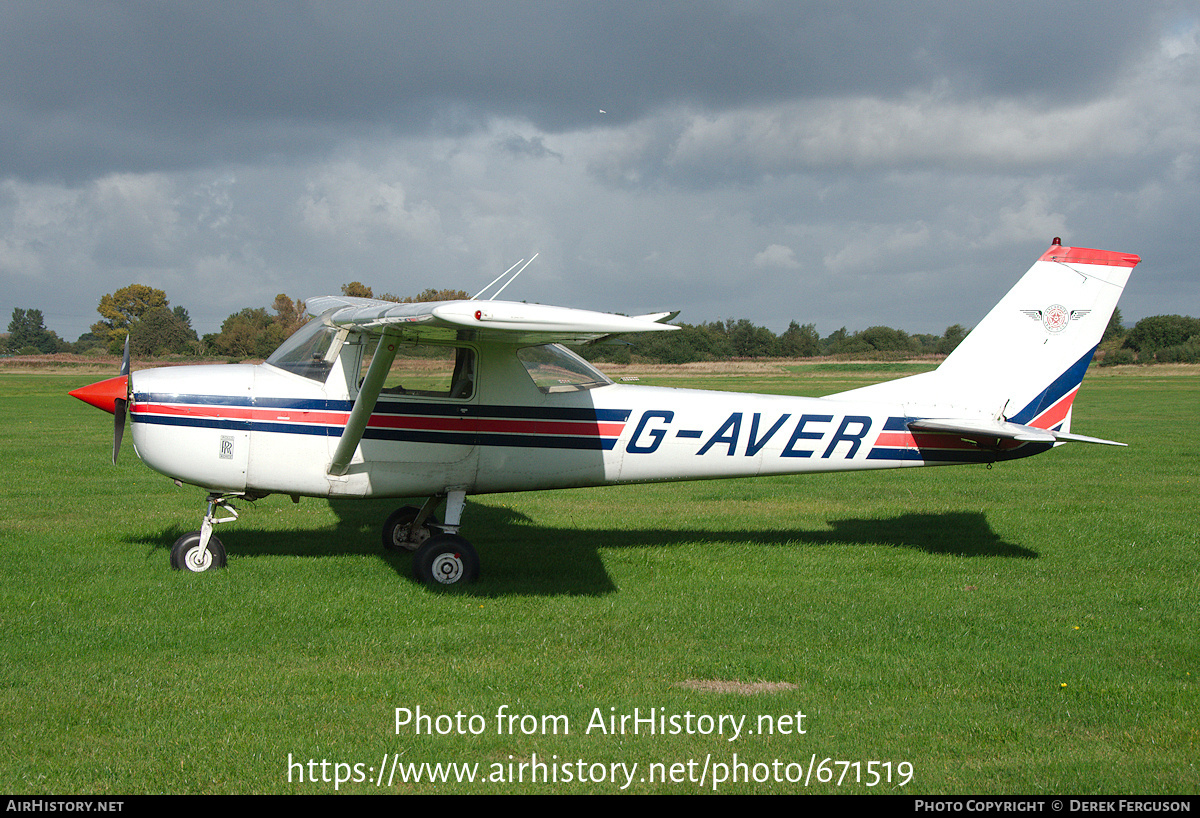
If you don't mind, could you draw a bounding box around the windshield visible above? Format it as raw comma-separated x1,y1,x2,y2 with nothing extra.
517,344,611,393
265,318,338,381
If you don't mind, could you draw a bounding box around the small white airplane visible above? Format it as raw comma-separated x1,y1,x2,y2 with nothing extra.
71,239,1138,586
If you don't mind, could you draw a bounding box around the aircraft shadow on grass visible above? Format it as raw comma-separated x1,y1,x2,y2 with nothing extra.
130,499,1035,596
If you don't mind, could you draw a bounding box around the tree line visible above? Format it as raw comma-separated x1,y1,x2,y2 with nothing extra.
579,319,970,365
5,284,1198,366
1099,312,1200,365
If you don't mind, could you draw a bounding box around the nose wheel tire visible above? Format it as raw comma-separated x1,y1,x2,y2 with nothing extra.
170,531,227,572
412,533,478,586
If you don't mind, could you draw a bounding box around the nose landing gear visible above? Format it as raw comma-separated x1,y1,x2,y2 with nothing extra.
170,493,239,573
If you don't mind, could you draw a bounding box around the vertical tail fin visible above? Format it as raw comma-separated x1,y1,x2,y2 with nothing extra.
935,240,1138,428
831,240,1139,429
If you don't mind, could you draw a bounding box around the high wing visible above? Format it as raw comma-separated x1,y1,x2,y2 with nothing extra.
304,295,680,345
307,295,679,476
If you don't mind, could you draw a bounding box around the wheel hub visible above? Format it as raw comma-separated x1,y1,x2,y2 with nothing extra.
396,523,431,548
430,552,464,584
185,545,212,572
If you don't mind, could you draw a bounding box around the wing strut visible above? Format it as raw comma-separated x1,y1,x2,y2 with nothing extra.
328,331,400,476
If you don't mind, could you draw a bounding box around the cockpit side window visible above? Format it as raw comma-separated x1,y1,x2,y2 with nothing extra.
517,343,611,393
264,318,339,382
362,342,476,400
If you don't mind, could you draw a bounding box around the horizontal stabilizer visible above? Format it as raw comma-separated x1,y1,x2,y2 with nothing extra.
907,418,1125,447
1048,430,1127,447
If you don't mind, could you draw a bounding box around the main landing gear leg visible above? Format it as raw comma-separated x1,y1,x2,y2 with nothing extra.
170,493,237,572
381,495,442,552
399,488,479,587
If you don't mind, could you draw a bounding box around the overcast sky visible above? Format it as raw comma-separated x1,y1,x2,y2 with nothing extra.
2,1,1197,342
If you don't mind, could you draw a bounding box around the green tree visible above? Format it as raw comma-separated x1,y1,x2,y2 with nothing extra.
401,288,471,303
214,308,282,359
822,327,872,355
6,308,62,354
780,321,820,357
821,327,849,354
70,331,106,355
857,325,915,353
128,306,198,356
342,282,472,303
1123,315,1200,356
937,324,969,355
1102,308,1125,343
273,294,306,337
618,322,730,364
92,284,170,351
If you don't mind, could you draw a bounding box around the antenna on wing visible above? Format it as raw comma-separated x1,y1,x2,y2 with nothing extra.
471,259,523,300
470,253,538,301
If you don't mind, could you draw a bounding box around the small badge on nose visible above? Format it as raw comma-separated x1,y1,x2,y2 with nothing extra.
220,436,235,460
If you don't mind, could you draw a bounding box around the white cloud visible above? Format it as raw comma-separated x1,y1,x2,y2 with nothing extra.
299,162,442,244
822,223,932,276
659,93,1147,180
975,188,1069,249
753,243,800,269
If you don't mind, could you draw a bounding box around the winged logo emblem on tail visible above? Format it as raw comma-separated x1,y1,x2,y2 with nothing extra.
1020,306,1091,333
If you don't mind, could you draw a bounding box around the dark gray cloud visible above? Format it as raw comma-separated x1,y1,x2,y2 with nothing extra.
1,1,1196,342
0,1,1169,180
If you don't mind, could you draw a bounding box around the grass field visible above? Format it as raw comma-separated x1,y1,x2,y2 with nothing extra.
1,363,1196,794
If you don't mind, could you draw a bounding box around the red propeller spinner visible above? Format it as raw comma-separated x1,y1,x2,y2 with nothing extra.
69,375,128,415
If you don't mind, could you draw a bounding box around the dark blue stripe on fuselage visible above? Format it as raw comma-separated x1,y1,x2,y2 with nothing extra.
867,444,1052,463
130,413,340,436
135,393,629,423
131,397,629,449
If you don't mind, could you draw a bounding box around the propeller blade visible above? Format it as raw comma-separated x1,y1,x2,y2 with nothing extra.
114,335,130,463
113,397,127,465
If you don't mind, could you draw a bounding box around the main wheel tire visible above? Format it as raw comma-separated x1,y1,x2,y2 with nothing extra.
170,531,227,572
411,533,479,586
382,505,441,552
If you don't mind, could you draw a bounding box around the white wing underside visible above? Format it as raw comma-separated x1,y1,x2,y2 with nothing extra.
305,295,679,345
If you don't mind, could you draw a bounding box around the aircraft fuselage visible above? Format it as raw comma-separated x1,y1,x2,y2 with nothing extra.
127,342,1042,501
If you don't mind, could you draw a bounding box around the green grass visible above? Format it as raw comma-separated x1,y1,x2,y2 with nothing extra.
1,367,1196,794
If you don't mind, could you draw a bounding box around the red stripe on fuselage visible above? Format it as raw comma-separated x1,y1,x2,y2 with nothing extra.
130,402,624,439
131,402,350,425
874,431,982,451
873,430,1026,452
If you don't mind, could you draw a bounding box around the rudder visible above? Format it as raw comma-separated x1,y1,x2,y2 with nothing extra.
831,240,1139,430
